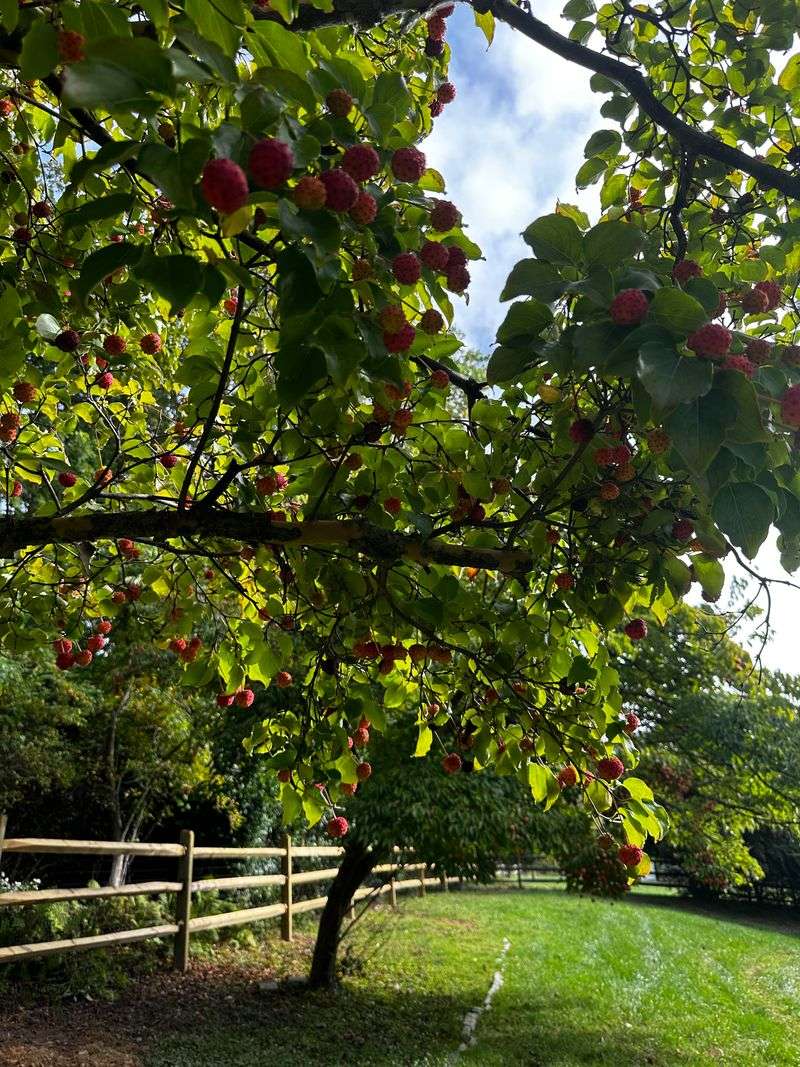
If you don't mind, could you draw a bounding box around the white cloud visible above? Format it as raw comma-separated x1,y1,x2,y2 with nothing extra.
426,3,602,349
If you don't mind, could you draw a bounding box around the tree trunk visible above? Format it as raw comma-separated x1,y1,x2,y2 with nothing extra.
308,840,376,988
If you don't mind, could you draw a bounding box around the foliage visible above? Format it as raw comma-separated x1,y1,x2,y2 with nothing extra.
616,604,800,895
563,839,632,898
0,0,796,870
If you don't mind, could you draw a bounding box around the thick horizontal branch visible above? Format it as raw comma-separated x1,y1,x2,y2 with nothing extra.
491,0,800,202
0,511,533,575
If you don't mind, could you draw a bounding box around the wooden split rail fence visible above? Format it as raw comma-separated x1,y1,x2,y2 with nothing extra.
0,822,454,971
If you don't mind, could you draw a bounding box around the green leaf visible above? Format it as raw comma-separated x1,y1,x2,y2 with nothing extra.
584,221,644,267
75,242,143,302
500,260,565,303
636,342,713,408
583,129,621,159
665,391,736,474
62,193,136,231
575,157,607,189
19,20,58,81
185,0,245,56
778,53,800,91
692,555,725,601
496,300,552,345
473,8,495,46
487,345,536,384
134,253,204,310
712,483,774,559
621,777,654,802
63,37,177,111
523,213,583,265
280,781,302,824
600,172,626,209
715,370,769,444
649,287,708,335
249,18,311,77
414,725,433,757
0,0,18,31
528,762,549,803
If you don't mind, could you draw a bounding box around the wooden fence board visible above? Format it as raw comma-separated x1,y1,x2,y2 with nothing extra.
1,838,183,857
191,874,285,893
192,846,285,859
0,882,181,907
188,903,286,933
0,924,179,963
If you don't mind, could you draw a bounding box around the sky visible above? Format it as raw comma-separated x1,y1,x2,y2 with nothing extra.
425,3,800,673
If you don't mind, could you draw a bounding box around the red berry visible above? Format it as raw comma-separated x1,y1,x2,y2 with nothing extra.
103,334,126,356
391,147,426,183
53,637,73,655
442,752,462,774
352,258,372,281
293,175,326,211
342,143,380,183
780,384,800,429
356,761,372,781
618,844,643,868
555,573,574,591
217,693,235,708
383,496,402,515
672,258,702,284
349,191,377,225
12,227,31,244
427,14,447,39
624,712,640,734
445,264,470,293
569,418,595,444
75,649,93,667
56,651,75,670
96,619,113,635
95,371,113,390
58,29,86,64
160,453,178,469
687,323,731,359
0,99,13,117
437,82,456,104
672,518,694,541
420,240,450,271
430,100,444,118
353,725,370,747
782,344,800,367
235,688,255,708
326,89,353,118
740,287,769,314
744,338,771,366
379,305,407,333
54,329,80,352
597,755,625,780
420,309,445,335
32,201,52,219
624,618,648,641
341,782,358,796
557,765,578,789
248,138,294,189
275,670,292,688
430,369,450,390
201,158,249,214
599,480,620,501
140,333,162,354
429,199,460,232
723,355,755,379
384,323,416,352
425,37,444,57
609,289,649,326
86,634,106,653
754,280,783,311
319,168,359,212
393,252,421,285
13,381,37,404
57,470,77,488
326,815,349,838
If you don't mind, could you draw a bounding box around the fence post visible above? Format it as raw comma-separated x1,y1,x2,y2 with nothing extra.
418,863,426,898
440,873,448,893
281,833,293,942
389,871,397,907
0,814,7,870
173,829,194,972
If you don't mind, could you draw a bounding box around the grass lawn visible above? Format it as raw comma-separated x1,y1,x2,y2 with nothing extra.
142,885,800,1067
4,885,799,1066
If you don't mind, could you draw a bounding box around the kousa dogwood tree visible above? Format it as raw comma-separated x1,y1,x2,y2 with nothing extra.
0,0,798,901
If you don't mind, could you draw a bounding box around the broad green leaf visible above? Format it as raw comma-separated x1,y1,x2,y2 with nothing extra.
649,287,708,335
712,483,774,559
665,391,736,474
523,213,583,265
584,221,644,267
496,300,553,345
636,342,713,408
19,20,58,81
500,260,565,303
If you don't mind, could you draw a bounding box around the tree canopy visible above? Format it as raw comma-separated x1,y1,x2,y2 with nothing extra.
0,0,798,873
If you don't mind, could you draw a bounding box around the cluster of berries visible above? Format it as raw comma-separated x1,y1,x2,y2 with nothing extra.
53,620,112,670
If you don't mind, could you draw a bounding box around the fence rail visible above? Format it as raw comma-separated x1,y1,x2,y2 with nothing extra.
0,830,450,969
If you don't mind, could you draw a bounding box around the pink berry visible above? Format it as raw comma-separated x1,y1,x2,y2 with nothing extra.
624,618,648,641
609,289,649,326
391,147,426,183
326,815,349,838
672,259,702,284
420,240,450,271
429,199,460,232
341,143,380,183
319,168,359,212
597,755,625,780
384,323,415,352
618,844,643,868
392,253,421,285
687,323,731,359
201,158,249,214
248,138,294,189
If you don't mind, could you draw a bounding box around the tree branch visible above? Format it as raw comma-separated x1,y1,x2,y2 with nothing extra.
489,0,800,202
0,511,533,575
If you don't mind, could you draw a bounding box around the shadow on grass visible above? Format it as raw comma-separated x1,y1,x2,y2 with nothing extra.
622,886,800,938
